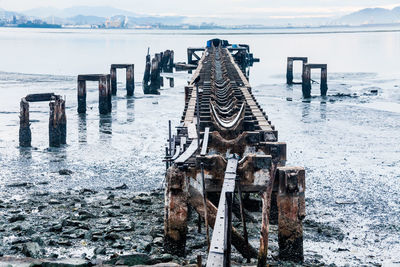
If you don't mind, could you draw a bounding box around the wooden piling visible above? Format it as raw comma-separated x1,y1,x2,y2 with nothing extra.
77,80,86,114
321,66,328,96
286,58,293,85
110,67,117,95
19,98,31,147
59,99,67,145
49,100,61,147
169,77,175,88
302,65,311,98
99,76,109,114
126,65,135,96
107,75,112,112
150,57,161,94
277,167,305,262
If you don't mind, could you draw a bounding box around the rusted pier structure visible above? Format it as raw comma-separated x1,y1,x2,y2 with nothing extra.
164,39,305,266
110,64,134,96
19,93,66,147
77,74,111,114
143,49,175,94
286,57,308,85
187,42,259,73
302,63,328,98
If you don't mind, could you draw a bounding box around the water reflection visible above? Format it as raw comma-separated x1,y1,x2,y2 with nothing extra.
127,97,135,123
78,114,87,143
301,98,328,120
99,114,112,141
320,99,327,120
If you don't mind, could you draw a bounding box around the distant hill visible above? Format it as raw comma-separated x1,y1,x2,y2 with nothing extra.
337,7,400,25
24,6,140,18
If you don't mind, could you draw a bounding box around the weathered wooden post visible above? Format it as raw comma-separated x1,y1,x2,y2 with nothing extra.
164,166,188,256
110,66,117,95
126,64,135,96
49,100,61,147
150,58,161,94
302,65,311,98
59,99,67,145
286,58,294,85
143,53,151,94
321,65,328,96
77,79,86,114
169,50,174,72
277,167,305,262
99,75,109,114
107,74,112,112
19,98,31,147
169,77,175,88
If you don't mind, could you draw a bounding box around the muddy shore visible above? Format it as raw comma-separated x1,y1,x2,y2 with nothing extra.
0,178,347,267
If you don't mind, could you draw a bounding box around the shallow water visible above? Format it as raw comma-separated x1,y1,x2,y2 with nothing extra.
0,27,399,265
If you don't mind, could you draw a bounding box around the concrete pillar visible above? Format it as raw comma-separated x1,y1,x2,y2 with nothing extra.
320,66,328,96
77,80,86,114
277,167,305,263
98,76,109,114
126,65,135,96
286,58,293,85
110,67,117,95
164,166,188,256
302,65,311,98
19,98,31,147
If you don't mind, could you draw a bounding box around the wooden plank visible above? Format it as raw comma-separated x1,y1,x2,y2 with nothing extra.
206,158,237,267
200,127,210,156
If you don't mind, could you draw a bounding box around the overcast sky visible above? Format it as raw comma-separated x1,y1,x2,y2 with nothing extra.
1,0,400,17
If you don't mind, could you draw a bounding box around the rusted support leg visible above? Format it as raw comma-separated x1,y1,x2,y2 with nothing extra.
277,167,305,262
302,65,311,98
188,185,258,260
286,58,293,84
110,67,117,95
98,76,108,114
164,166,188,256
126,65,135,96
320,66,328,96
49,100,61,147
19,98,31,147
257,187,272,267
59,99,67,145
77,80,86,114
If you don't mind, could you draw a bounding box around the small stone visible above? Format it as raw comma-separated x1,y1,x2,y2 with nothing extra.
286,97,293,101
22,242,42,258
59,169,73,175
9,214,26,223
94,247,106,255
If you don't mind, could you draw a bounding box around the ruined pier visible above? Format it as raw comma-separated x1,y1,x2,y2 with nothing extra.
164,39,306,266
19,93,66,147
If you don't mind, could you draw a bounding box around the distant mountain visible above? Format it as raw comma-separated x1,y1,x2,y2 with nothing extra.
337,7,400,25
24,6,140,18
